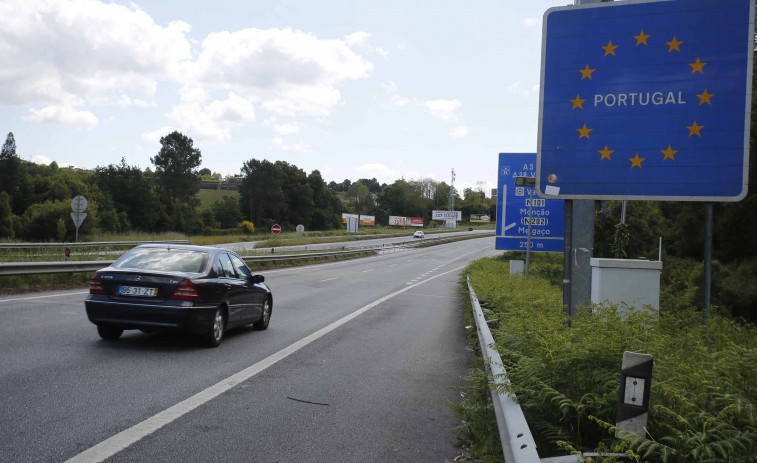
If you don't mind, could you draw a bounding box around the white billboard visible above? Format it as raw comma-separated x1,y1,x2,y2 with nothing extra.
388,215,407,226
341,213,358,223
432,210,461,221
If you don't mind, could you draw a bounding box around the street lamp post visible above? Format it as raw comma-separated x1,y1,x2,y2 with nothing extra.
515,176,536,279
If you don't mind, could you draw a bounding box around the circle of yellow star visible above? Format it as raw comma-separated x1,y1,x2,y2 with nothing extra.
661,145,678,161
696,88,714,105
634,30,650,46
689,57,707,74
570,94,586,109
577,123,593,139
629,153,646,168
579,64,595,80
602,40,618,56
687,121,703,137
598,145,614,160
666,36,683,52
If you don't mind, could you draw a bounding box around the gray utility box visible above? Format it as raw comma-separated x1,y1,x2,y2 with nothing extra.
590,258,662,312
510,260,524,275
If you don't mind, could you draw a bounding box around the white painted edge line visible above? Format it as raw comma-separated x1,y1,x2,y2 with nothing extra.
64,263,469,463
0,291,89,304
318,277,337,283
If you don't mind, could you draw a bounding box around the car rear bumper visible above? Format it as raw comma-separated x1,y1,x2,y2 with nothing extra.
85,298,218,334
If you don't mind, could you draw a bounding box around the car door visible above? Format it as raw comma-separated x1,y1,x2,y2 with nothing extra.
230,253,265,321
216,253,248,325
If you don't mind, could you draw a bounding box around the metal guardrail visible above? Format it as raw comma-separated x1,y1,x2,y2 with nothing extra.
467,275,541,463
0,232,493,276
0,240,190,249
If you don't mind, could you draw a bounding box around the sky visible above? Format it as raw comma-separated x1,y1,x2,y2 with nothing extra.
0,0,569,195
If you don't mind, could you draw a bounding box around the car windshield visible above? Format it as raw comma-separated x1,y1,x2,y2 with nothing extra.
112,248,209,273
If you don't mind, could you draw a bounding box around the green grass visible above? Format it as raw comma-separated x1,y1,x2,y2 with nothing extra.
197,189,239,205
455,253,757,461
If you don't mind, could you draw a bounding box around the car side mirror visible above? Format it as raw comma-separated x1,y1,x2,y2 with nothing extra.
249,274,265,284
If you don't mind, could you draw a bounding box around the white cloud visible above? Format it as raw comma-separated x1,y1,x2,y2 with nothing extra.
30,154,53,165
141,126,178,143
189,27,373,117
505,82,538,98
166,92,256,143
383,80,398,93
273,123,300,136
449,126,469,138
0,0,192,107
118,95,157,108
422,99,461,121
24,105,98,129
523,18,541,27
345,31,370,47
354,163,399,180
271,137,311,153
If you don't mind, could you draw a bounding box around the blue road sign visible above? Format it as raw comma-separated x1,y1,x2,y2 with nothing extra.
496,153,564,253
537,0,754,201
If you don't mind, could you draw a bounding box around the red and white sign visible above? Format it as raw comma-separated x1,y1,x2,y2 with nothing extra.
271,224,281,234
409,217,424,227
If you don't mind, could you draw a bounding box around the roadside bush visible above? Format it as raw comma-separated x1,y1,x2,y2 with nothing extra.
240,220,255,234
459,256,757,461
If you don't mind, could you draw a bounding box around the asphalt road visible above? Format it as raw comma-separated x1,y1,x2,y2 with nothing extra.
0,236,500,463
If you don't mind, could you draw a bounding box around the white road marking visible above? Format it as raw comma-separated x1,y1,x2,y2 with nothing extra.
319,277,337,283
0,291,88,304
362,269,374,273
64,264,467,463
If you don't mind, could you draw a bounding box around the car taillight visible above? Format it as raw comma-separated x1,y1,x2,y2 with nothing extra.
171,279,201,301
89,275,106,294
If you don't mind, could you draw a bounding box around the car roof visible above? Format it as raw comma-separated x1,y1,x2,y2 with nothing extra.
132,244,238,256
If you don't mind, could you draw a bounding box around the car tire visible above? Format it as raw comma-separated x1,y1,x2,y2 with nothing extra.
253,298,272,330
97,325,123,340
202,308,226,348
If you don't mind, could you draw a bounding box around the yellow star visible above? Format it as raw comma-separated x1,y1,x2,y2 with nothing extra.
689,57,707,74
577,123,593,139
666,36,683,52
579,64,595,80
598,145,614,160
629,153,646,168
696,88,714,105
602,40,618,56
570,94,586,109
661,145,678,161
687,121,703,137
634,30,650,46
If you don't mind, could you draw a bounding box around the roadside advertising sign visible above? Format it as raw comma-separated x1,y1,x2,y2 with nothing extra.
388,216,407,226
537,0,754,201
409,217,424,227
432,210,462,221
341,213,358,223
496,153,564,252
470,214,490,223
359,215,375,226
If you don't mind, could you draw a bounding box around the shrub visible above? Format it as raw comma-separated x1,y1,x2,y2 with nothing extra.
240,220,255,234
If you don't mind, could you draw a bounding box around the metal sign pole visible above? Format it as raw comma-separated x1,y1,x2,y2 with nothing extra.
525,186,534,279
704,203,713,319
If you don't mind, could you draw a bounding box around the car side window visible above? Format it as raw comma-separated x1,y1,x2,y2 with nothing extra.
230,255,252,279
217,254,237,279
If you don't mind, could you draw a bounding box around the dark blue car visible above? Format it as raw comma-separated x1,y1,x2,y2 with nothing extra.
85,244,272,347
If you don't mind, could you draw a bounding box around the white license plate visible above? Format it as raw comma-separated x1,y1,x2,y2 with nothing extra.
119,285,158,297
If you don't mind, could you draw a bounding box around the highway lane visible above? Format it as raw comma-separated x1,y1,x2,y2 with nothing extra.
0,237,500,462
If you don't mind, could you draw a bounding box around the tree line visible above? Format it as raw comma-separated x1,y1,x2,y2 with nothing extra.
0,130,495,241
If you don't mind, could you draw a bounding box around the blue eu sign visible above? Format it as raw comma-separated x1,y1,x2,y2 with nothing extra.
537,0,754,201
496,153,564,253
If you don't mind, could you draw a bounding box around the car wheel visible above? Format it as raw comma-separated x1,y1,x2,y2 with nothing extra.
202,307,226,348
97,325,123,340
253,298,272,330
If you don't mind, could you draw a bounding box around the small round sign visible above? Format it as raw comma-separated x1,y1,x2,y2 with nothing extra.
71,195,87,213
271,224,281,234
296,224,304,234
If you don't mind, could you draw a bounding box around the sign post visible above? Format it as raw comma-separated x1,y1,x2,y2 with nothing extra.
538,0,754,314
70,195,88,242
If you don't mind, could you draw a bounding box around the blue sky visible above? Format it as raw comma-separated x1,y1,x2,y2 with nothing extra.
0,0,567,194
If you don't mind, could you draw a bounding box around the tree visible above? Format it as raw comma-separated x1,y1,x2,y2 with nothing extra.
346,182,372,215
151,131,202,206
239,159,285,228
93,158,160,231
0,191,13,238
0,132,21,209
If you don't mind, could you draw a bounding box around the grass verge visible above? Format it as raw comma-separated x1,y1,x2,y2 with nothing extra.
454,252,757,462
